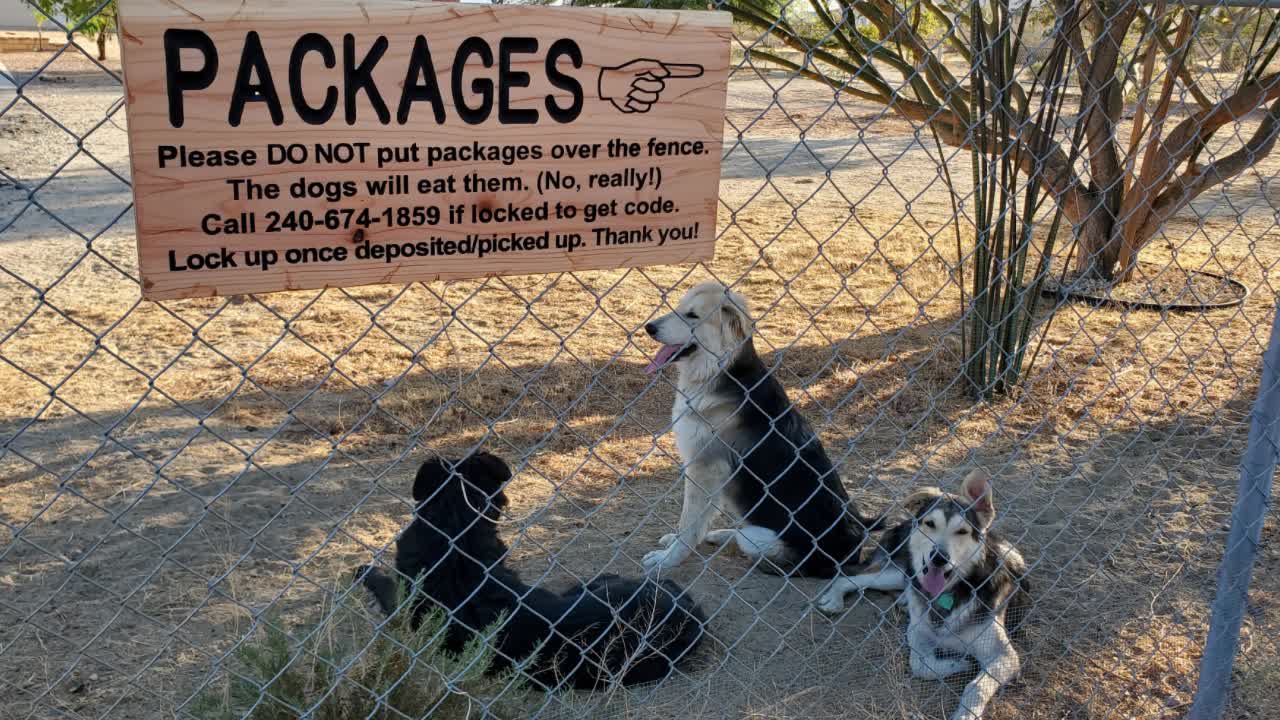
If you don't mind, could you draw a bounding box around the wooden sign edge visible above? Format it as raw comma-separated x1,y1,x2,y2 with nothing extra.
117,0,732,301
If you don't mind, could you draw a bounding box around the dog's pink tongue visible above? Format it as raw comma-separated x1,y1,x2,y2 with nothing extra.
645,344,682,375
922,567,947,598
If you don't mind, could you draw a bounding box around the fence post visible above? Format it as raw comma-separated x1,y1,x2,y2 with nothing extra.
1187,303,1280,720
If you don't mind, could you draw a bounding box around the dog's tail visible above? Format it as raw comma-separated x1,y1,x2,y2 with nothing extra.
562,575,707,688
814,505,894,578
1007,574,1034,641
849,507,893,534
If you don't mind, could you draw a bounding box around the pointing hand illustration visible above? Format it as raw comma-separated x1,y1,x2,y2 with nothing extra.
598,59,705,114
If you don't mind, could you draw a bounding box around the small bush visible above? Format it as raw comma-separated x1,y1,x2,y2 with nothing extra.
186,578,526,720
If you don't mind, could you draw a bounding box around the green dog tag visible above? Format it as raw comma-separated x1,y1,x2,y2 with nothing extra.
935,592,955,611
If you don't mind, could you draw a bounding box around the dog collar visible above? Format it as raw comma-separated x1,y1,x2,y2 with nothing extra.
934,592,956,611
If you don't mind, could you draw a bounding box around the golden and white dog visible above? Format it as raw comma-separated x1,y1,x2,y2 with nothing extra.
640,281,881,577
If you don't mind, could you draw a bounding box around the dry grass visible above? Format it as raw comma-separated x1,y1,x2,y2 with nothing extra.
1,47,1278,720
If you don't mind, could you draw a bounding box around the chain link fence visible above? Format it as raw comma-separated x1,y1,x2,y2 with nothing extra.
1,0,1278,718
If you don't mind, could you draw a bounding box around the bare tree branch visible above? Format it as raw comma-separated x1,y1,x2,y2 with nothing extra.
1055,0,1095,99
1125,0,1167,196
1138,5,1214,109
1135,97,1280,252
857,0,971,119
745,48,886,103
724,0,1280,284
1158,71,1280,173
1081,0,1137,199
889,99,1089,222
1112,6,1198,274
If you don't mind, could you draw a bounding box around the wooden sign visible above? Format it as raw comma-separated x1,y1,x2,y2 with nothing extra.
116,0,730,300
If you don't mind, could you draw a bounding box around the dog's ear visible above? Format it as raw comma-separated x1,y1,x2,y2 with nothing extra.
412,458,453,504
960,468,995,526
902,487,944,515
720,289,754,342
457,451,512,507
458,452,512,490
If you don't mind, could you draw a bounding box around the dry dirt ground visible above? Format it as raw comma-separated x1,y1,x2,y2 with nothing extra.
1,41,1279,720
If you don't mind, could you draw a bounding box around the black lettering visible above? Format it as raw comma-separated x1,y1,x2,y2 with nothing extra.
453,37,493,125
544,39,583,123
228,32,284,127
163,29,218,128
398,35,446,124
343,34,391,125
289,33,338,124
498,37,538,125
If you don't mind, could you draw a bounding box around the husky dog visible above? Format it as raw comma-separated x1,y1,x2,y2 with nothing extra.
816,470,1031,720
640,281,882,577
358,452,706,690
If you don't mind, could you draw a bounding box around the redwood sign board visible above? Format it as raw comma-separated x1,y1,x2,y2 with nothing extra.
116,0,730,300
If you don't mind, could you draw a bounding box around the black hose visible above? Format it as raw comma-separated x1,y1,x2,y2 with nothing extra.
1040,269,1250,312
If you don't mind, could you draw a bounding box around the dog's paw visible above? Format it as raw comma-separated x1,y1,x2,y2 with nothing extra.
703,529,735,546
815,589,847,615
643,545,688,573
910,653,970,680
658,533,679,548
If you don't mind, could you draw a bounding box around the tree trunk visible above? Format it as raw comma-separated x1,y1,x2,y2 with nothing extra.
1072,206,1119,282
97,32,107,61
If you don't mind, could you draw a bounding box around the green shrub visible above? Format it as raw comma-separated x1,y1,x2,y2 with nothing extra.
187,578,527,720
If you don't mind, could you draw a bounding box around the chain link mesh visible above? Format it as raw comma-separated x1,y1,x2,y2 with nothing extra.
1,0,1278,718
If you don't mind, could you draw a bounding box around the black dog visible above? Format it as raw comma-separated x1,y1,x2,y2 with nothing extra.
358,452,707,690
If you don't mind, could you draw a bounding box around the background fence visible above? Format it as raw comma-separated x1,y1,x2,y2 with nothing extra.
1,0,1278,718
